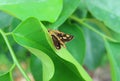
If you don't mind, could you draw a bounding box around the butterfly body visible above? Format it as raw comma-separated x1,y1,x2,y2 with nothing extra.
48,29,73,49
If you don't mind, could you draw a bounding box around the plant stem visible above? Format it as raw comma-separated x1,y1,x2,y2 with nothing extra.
70,15,117,42
0,29,31,81
5,32,12,36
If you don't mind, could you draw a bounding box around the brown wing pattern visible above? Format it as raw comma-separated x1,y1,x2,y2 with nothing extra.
57,33,74,42
48,29,74,50
51,35,61,49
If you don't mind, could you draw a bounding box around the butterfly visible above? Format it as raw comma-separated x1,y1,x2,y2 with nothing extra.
48,29,74,49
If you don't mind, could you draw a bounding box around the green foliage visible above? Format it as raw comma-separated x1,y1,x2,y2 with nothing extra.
85,0,120,33
0,72,12,81
83,27,105,69
59,23,85,64
0,0,62,22
48,0,80,28
105,40,120,81
0,0,120,81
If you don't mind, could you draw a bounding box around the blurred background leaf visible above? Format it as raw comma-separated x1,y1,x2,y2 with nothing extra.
0,72,13,81
83,27,105,70
74,0,88,19
0,0,63,22
0,11,13,28
105,39,120,81
0,11,21,32
30,55,42,81
48,0,80,29
85,0,120,33
0,54,13,74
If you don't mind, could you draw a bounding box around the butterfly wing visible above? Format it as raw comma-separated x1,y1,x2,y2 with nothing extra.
57,33,74,43
48,29,74,50
51,35,61,49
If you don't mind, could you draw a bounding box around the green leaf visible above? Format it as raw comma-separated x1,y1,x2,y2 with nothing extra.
108,30,120,42
30,51,86,81
70,16,120,43
0,54,13,75
74,0,88,18
53,48,92,81
0,72,12,81
12,17,92,81
49,25,92,81
50,57,84,81
85,19,120,42
48,0,80,29
0,11,21,32
83,27,105,69
12,18,54,81
30,55,42,81
0,0,63,22
59,23,85,64
28,47,54,81
6,17,21,32
0,63,14,81
104,39,120,81
12,17,52,52
85,0,120,33
0,11,13,28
